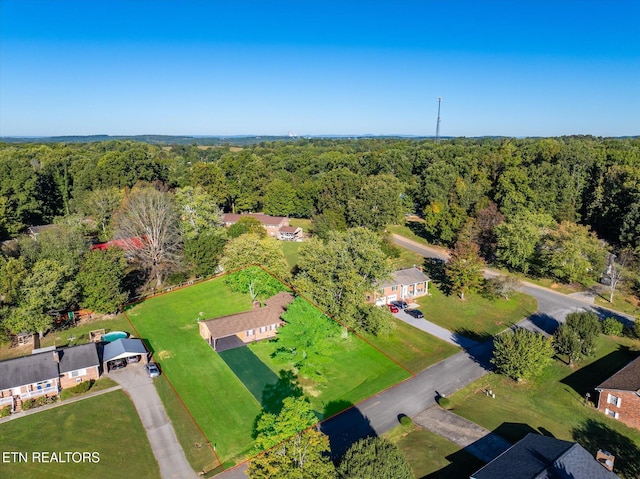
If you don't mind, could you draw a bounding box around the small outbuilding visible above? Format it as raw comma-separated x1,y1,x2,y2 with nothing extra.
102,338,149,371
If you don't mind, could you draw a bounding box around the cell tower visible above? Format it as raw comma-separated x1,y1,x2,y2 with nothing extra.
435,97,442,144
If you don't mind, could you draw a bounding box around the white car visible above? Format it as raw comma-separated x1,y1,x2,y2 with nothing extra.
145,362,160,378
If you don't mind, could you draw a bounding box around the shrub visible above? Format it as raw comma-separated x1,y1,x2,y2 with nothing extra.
0,405,11,417
66,379,94,395
399,415,412,426
337,437,413,479
438,397,451,408
492,328,555,381
601,317,624,336
21,399,35,410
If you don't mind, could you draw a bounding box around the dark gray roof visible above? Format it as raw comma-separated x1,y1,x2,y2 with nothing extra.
0,352,59,390
58,343,100,373
471,434,619,479
596,356,640,392
103,338,147,362
378,267,430,289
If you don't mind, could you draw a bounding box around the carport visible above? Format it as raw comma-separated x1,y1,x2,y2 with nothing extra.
102,338,149,371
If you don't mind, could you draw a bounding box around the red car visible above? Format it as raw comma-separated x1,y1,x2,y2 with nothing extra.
388,304,399,313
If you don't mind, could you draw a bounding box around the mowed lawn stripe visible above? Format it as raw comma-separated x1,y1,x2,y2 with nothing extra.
126,278,261,463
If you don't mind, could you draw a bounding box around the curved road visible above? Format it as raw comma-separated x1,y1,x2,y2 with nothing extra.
214,235,634,477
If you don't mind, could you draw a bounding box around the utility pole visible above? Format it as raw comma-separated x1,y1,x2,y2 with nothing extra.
435,97,442,144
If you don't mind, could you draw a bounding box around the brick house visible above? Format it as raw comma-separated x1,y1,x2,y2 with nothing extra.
0,343,101,413
367,267,430,306
199,291,294,351
595,355,640,430
221,213,302,240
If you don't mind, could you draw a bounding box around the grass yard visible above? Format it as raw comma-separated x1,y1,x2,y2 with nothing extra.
125,278,260,465
280,241,302,269
448,335,640,478
0,314,131,361
385,423,484,479
0,390,159,479
362,318,459,373
126,276,415,465
417,285,538,341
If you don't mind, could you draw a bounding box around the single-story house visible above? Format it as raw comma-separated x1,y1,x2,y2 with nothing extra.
57,342,101,389
0,342,102,412
470,433,619,479
595,355,640,430
221,213,302,240
0,349,60,411
102,338,149,371
367,267,430,306
27,224,56,239
199,291,294,351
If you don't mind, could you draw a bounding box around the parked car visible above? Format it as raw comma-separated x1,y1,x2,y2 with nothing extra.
388,303,399,313
392,300,408,310
109,358,127,371
145,362,160,378
405,309,424,319
126,355,141,364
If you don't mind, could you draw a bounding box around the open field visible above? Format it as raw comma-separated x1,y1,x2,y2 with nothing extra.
125,275,416,465
0,390,159,479
280,241,302,269
385,423,484,479
448,335,640,478
417,285,538,341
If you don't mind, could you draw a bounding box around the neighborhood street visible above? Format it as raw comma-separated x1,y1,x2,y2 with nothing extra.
215,235,635,478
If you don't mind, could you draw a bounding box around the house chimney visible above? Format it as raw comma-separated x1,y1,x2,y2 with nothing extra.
596,450,615,472
52,350,60,363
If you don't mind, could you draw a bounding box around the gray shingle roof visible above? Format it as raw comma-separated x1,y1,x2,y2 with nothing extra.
471,434,619,479
102,338,148,363
0,352,59,390
596,356,640,392
378,267,430,289
58,343,100,373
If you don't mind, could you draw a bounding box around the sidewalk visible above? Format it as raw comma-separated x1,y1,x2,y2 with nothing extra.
413,405,512,463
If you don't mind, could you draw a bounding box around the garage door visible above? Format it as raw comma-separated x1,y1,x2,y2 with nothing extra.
387,294,397,302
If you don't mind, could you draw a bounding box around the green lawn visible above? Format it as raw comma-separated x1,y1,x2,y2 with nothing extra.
448,335,640,478
362,318,459,373
280,241,302,269
125,276,413,465
154,376,220,475
0,390,159,479
0,314,132,361
417,286,538,341
125,278,260,465
385,423,485,479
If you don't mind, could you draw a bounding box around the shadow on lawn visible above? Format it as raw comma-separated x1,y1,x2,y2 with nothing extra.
573,418,640,478
218,346,279,406
560,345,637,397
320,401,377,460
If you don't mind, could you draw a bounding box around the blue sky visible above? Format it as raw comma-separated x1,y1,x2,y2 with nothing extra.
1,0,638,137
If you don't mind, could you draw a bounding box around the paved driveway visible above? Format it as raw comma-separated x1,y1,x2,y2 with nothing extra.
394,308,479,349
109,365,199,479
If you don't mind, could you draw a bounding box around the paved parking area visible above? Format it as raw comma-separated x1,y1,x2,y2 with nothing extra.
394,308,479,349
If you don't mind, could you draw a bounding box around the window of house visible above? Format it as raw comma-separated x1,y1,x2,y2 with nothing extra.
605,408,620,419
270,324,276,330
391,286,398,291
246,329,254,336
607,394,622,408
70,369,87,378
259,326,267,333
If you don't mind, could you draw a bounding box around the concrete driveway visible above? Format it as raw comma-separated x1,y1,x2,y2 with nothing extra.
394,308,479,349
109,364,199,479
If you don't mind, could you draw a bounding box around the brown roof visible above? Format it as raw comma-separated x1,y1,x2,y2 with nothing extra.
596,356,640,392
279,226,300,234
222,213,287,227
201,292,294,339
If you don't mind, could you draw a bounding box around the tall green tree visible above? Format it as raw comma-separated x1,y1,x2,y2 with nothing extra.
491,328,555,381
495,212,555,273
553,324,582,366
445,240,485,300
77,248,129,313
347,174,406,231
221,234,290,281
174,186,222,240
263,179,297,217
249,397,335,479
337,437,414,479
565,311,601,357
295,228,391,331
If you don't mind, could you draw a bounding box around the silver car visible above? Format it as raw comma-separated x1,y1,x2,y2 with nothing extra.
145,362,160,378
